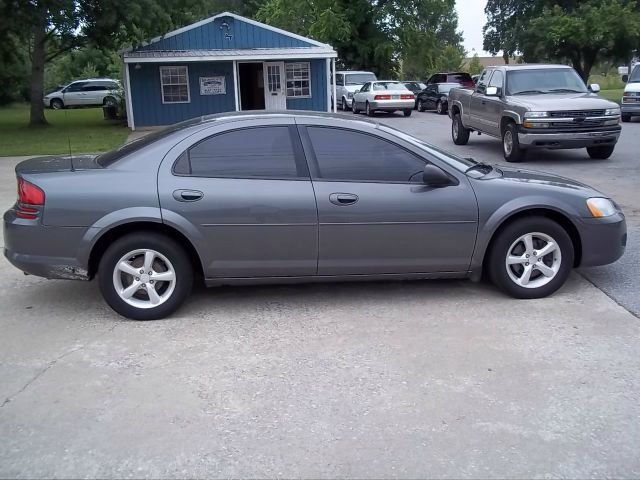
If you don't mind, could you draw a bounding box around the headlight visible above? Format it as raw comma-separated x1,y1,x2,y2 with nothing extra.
347,92,354,98
587,198,617,218
524,111,549,118
605,107,621,116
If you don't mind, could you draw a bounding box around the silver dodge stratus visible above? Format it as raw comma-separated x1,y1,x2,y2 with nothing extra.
3,112,626,320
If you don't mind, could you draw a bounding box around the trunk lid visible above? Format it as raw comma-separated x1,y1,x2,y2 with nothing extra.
15,155,101,175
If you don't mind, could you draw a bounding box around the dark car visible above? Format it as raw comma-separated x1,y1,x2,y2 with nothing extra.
426,72,475,89
416,82,460,114
402,81,427,108
3,112,626,320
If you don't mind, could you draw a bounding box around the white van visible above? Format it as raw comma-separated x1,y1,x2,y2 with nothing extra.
333,71,377,110
622,65,640,122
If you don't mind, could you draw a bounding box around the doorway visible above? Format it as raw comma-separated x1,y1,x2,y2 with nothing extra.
238,62,265,110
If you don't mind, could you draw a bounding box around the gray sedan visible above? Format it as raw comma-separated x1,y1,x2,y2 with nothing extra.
3,112,626,320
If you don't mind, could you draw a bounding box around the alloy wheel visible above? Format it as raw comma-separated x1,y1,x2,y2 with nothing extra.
505,232,562,289
503,130,514,156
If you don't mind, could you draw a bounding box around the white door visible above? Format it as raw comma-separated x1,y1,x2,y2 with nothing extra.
263,62,287,111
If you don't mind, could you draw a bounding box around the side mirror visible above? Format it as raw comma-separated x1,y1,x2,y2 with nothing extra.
423,165,452,187
589,83,601,93
485,86,500,96
622,74,629,83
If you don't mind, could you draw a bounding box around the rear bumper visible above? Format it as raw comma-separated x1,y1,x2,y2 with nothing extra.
577,213,627,267
518,127,621,149
369,99,415,111
621,103,640,115
3,209,90,280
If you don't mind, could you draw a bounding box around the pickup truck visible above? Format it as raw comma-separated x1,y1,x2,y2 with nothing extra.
448,64,622,162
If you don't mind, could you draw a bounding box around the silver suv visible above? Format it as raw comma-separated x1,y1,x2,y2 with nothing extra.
43,78,121,109
333,71,377,110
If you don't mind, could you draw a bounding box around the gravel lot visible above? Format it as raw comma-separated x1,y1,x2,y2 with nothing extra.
1,113,639,478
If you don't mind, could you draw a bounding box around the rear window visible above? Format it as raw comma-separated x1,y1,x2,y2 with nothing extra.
447,73,473,83
373,82,407,91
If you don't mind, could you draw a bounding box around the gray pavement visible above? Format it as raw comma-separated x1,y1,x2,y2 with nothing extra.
1,114,640,478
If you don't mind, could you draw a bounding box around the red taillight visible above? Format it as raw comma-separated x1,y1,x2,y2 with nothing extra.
16,178,45,219
374,94,391,100
400,94,415,99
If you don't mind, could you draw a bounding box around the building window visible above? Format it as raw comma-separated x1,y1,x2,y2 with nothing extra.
160,66,190,104
285,62,311,98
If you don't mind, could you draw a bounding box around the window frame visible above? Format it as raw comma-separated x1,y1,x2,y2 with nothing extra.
171,125,310,181
285,62,312,99
160,66,191,104
298,125,430,185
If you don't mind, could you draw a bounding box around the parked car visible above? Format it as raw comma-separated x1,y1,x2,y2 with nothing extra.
416,82,459,114
426,72,475,88
448,64,622,162
43,78,121,110
621,64,640,122
402,81,427,108
4,112,626,320
333,71,377,111
352,81,415,117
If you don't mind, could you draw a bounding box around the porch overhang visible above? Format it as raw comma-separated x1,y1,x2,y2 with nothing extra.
123,47,337,63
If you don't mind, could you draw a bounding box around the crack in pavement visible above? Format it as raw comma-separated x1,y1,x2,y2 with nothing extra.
0,322,118,409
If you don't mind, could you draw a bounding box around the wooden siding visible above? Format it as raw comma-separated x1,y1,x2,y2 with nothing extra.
137,15,313,52
130,61,235,126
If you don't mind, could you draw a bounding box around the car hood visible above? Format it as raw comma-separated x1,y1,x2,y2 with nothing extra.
492,165,601,195
506,93,619,111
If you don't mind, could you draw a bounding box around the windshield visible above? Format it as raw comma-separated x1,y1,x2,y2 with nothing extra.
630,65,640,83
378,125,477,172
97,117,206,166
345,73,376,85
373,82,407,91
506,68,587,95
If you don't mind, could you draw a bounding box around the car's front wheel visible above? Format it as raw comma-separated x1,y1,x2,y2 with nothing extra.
488,216,574,299
342,98,349,111
352,100,360,114
50,98,64,109
98,233,193,320
587,145,615,159
103,96,117,107
502,123,527,162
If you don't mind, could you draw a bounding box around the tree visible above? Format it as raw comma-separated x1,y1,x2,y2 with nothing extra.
0,0,202,127
483,0,640,81
467,53,484,75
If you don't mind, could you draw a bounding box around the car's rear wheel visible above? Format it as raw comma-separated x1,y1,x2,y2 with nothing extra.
103,96,117,107
417,99,425,112
436,101,445,115
403,108,412,117
98,233,193,320
502,122,527,162
587,145,615,159
488,216,574,299
451,113,470,145
366,102,375,117
50,98,64,109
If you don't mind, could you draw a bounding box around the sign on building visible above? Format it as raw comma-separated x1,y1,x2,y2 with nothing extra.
200,76,226,95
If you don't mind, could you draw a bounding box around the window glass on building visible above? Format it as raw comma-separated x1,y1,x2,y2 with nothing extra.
160,66,190,103
286,62,311,98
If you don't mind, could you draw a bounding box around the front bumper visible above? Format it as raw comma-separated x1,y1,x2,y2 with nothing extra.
577,212,627,267
369,99,415,111
518,127,621,149
3,209,90,280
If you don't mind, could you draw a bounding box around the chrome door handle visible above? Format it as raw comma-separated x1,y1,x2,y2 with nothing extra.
173,189,204,202
329,193,358,206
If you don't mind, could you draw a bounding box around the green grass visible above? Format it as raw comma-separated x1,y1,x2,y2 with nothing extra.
0,103,129,156
600,89,624,104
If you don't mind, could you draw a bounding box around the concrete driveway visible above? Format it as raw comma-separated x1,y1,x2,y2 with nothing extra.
1,115,639,478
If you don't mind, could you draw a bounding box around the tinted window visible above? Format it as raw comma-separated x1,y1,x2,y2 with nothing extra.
307,127,425,183
82,83,109,92
447,73,473,83
64,82,87,92
345,73,377,85
336,74,344,86
185,127,299,178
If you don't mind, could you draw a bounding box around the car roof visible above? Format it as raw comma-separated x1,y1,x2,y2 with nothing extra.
183,110,380,129
70,78,119,83
488,64,573,71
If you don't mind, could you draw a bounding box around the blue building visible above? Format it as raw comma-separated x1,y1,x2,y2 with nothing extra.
122,12,338,129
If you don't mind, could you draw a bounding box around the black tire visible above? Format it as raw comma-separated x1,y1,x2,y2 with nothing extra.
502,122,527,162
436,101,445,115
587,145,615,159
50,98,64,110
451,113,470,145
103,96,117,107
488,216,574,299
621,114,631,123
417,99,425,112
403,108,412,117
366,101,375,117
342,98,349,111
352,100,360,114
98,233,193,320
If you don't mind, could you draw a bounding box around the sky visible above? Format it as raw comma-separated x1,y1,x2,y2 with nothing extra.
455,0,490,56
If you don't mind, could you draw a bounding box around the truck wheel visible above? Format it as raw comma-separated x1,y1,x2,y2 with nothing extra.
488,216,573,299
451,113,470,145
502,123,527,162
342,98,349,111
587,145,615,159
98,233,193,320
621,114,631,123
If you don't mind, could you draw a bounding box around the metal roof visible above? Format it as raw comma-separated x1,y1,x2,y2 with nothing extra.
123,47,336,63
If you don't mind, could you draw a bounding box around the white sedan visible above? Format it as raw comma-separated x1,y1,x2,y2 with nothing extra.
352,81,416,117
